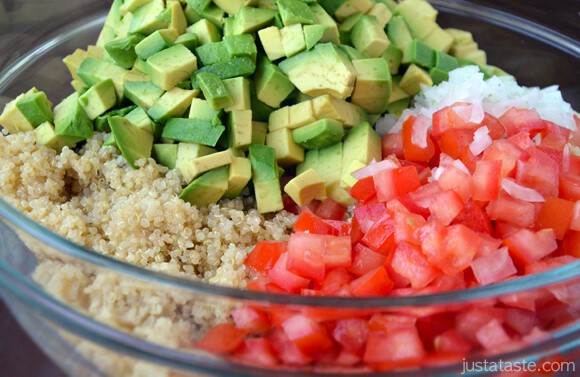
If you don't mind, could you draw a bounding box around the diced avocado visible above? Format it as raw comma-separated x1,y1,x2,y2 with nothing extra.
338,12,363,33
192,57,256,84
480,64,511,79
195,41,229,66
120,0,149,15
386,97,411,116
292,119,344,149
311,94,368,127
336,44,368,60
223,77,251,111
108,115,153,169
258,26,286,61
327,181,355,206
434,51,459,72
303,24,328,50
278,0,315,26
95,105,137,132
34,122,68,150
422,27,454,53
200,4,226,28
175,141,216,175
351,58,392,114
254,58,295,108
179,166,229,207
104,35,143,69
395,0,438,20
341,122,381,181
189,98,223,123
279,43,356,100
14,89,53,127
135,29,179,60
428,67,449,85
146,44,198,91
78,79,117,120
52,92,93,144
128,0,168,35
63,49,88,81
399,63,433,95
125,106,156,134
268,106,290,131
250,92,274,122
97,0,123,46
289,100,317,129
212,0,246,15
187,19,221,46
175,33,199,51
382,44,403,75
334,1,360,22
251,121,268,145
350,15,390,58
387,15,413,50
228,109,252,148
253,178,284,213
445,28,474,45
166,0,187,34
152,143,178,169
223,156,253,198
186,0,212,14
162,118,225,146
147,87,197,123
230,6,277,34
340,159,366,189
317,141,343,191
296,148,318,175
179,149,233,182
389,76,411,103
123,81,164,110
450,41,479,58
76,57,128,99
367,3,392,28
309,4,340,44
71,80,88,93
318,0,347,15
281,24,306,58
284,168,326,206
405,15,438,41
403,39,436,68
223,34,258,62
197,72,232,109
249,144,283,213
266,128,304,167
463,49,487,66
184,4,202,25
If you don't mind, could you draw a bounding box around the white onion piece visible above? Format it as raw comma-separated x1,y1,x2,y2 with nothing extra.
351,159,398,180
501,178,545,202
411,115,430,148
563,144,570,173
451,159,470,174
438,153,455,169
469,126,492,156
375,114,398,136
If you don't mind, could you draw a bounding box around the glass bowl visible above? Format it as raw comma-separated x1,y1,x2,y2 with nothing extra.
0,1,579,376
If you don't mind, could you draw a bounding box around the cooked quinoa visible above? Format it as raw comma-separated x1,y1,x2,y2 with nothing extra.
0,130,296,376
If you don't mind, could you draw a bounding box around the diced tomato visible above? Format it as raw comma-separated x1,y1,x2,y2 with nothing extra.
286,232,327,281
437,163,472,203
486,191,537,228
432,102,479,137
475,319,512,349
266,327,313,365
475,233,503,258
349,266,394,297
562,231,580,258
499,107,545,137
324,236,352,268
232,338,279,367
335,348,363,367
196,324,246,354
539,134,567,171
373,165,421,202
434,330,472,355
536,197,575,239
332,319,369,352
504,308,538,336
391,242,440,289
429,272,466,292
315,197,347,220
382,133,405,159
515,147,559,198
483,139,529,178
368,313,417,332
363,328,425,370
393,211,426,245
456,306,507,344
349,243,389,277
294,207,338,235
428,189,464,225
400,181,443,217
504,228,558,266
244,241,286,275
452,199,493,235
506,131,535,150
282,193,300,215
268,253,310,293
471,159,502,201
471,247,517,286
281,314,333,354
324,219,352,236
231,307,271,335
482,112,506,139
402,115,436,163
361,212,396,255
559,172,580,201
353,202,387,233
349,175,376,203
436,128,475,160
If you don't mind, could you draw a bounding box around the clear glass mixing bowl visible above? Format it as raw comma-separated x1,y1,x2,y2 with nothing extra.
0,1,579,376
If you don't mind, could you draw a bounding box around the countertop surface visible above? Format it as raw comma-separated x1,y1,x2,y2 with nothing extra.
0,1,578,377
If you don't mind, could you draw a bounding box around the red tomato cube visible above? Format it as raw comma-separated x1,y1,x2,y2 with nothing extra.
196,323,246,354
231,307,271,335
287,232,327,281
349,243,389,277
391,241,440,289
332,318,369,352
434,329,472,355
232,338,279,367
268,253,311,293
363,328,426,370
349,266,394,296
504,228,558,265
361,212,396,255
244,241,286,275
536,197,575,240
471,159,502,201
471,247,517,286
475,319,512,350
315,197,347,220
281,314,334,355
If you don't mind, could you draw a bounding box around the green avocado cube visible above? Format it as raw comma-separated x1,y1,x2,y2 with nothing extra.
336,44,368,60
250,92,274,123
152,143,178,169
309,4,340,44
95,105,137,132
15,90,53,126
367,3,392,28
128,0,168,36
192,57,256,86
123,81,164,110
403,39,436,68
387,15,413,50
223,77,251,111
34,122,69,150
189,98,223,123
186,0,212,14
428,67,449,85
175,33,199,51
338,12,363,33
228,109,253,149
351,58,393,114
104,35,144,69
251,121,268,145
303,24,328,50
381,44,403,74
200,4,225,28
179,166,229,207
175,142,216,177
223,156,252,199
76,57,128,99
258,26,285,61
386,97,411,116
296,148,318,175
212,0,246,15
318,0,347,15
78,79,117,120
197,72,232,109
281,24,306,58
292,118,344,149
254,58,295,108
187,18,221,46
223,34,257,62
53,92,93,144
399,63,433,95
125,106,156,134
422,27,454,53
341,121,381,175
147,87,197,123
146,44,198,90
266,128,304,167
317,141,343,191
195,41,229,66
108,115,153,168
278,0,316,26
435,51,459,72
161,118,225,146
351,15,390,58
135,29,179,60
231,6,277,34
249,144,278,182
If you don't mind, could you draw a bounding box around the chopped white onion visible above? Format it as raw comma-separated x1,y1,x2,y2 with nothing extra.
375,114,398,136
351,159,398,180
501,178,545,202
469,126,492,156
451,159,470,174
411,115,430,148
563,144,570,173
